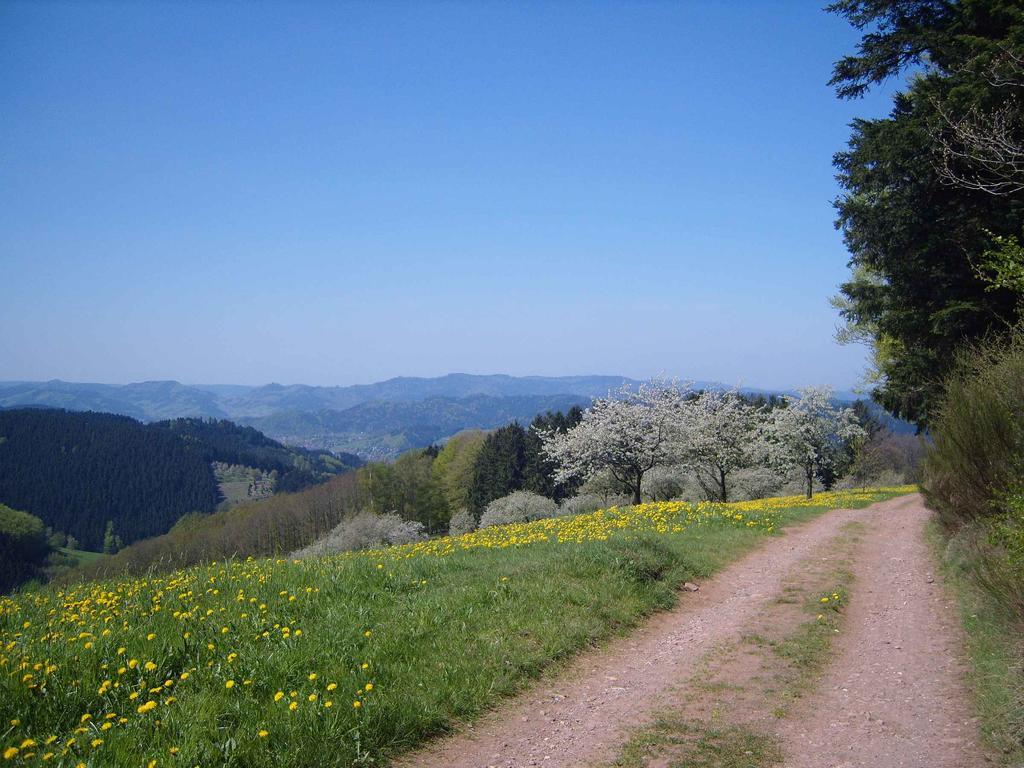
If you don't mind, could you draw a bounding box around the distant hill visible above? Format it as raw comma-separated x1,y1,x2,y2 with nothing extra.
151,418,363,491
0,380,228,420
0,374,636,419
0,375,882,460
0,409,363,550
242,394,594,460
0,376,633,458
208,374,639,417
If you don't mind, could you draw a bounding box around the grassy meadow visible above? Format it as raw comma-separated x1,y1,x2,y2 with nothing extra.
0,488,912,767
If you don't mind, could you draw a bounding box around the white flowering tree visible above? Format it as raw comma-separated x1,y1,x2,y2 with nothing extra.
763,386,865,499
539,380,687,505
680,390,765,503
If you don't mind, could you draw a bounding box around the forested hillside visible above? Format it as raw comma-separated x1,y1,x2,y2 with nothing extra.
0,410,364,552
74,406,590,578
152,418,362,492
0,409,220,550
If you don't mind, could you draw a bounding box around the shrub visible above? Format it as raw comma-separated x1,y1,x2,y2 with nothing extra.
558,493,608,517
924,329,1024,527
730,467,783,502
447,508,477,536
479,491,557,528
641,465,689,501
848,430,925,487
293,512,426,558
0,503,52,593
924,329,1024,757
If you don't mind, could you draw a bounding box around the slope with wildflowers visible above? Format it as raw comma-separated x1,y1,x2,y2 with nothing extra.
0,487,913,767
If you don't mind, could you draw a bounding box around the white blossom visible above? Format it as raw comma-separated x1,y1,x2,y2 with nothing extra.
678,389,766,502
539,380,688,505
762,386,865,499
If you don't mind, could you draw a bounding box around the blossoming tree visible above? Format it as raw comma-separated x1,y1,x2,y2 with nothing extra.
539,380,687,505
763,386,865,499
679,390,766,503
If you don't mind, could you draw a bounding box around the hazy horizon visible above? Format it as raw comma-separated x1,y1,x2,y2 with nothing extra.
0,371,863,395
1,2,899,392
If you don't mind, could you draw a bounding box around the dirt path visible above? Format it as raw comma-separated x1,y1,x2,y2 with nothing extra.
399,494,982,768
778,494,983,768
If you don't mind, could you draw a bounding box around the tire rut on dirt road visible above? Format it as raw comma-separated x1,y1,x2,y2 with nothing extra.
778,494,984,768
397,494,960,768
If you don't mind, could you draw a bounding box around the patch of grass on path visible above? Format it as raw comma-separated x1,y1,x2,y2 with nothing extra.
927,521,1024,765
759,522,862,717
606,521,865,767
610,717,783,768
0,490,908,768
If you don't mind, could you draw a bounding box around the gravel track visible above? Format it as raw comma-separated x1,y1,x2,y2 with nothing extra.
398,494,981,768
778,494,984,768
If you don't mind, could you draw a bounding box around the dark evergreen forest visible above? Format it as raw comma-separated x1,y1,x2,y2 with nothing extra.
0,409,220,550
0,410,364,551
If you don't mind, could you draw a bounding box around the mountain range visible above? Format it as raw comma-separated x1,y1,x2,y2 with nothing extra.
0,374,864,459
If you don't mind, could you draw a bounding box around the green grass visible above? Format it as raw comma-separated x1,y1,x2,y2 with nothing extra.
761,526,860,717
610,717,783,768
57,547,106,566
0,490,907,767
928,521,1024,765
761,581,849,718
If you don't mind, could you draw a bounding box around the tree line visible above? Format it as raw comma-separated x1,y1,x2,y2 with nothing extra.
69,390,907,583
541,383,863,505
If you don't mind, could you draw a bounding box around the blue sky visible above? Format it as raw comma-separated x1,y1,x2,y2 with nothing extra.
0,1,899,390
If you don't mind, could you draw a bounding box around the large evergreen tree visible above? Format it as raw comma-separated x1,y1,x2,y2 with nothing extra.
468,423,528,513
830,0,1024,425
522,407,584,500
467,407,585,513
